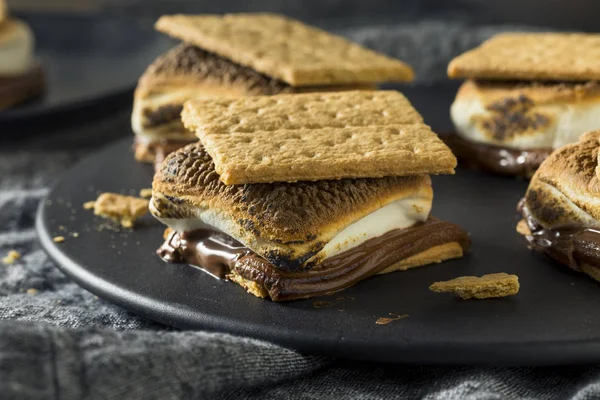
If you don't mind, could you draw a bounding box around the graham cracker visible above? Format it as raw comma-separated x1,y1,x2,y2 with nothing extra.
155,13,414,86
182,90,455,184
429,273,520,300
92,193,149,228
448,33,600,81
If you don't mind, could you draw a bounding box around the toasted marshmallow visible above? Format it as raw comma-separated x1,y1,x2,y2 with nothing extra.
152,192,432,263
523,130,600,230
0,19,34,76
315,195,431,260
150,142,434,269
451,80,600,150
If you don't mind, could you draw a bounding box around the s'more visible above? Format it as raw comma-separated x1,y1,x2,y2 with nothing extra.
0,0,44,110
132,13,414,164
517,130,600,283
447,33,600,177
149,90,470,301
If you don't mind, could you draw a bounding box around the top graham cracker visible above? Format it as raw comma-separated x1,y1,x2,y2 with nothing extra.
155,13,414,87
182,90,456,185
448,32,600,81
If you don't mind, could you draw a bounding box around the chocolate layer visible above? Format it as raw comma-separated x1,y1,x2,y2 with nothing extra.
444,134,552,177
519,199,600,271
0,62,44,110
157,218,470,301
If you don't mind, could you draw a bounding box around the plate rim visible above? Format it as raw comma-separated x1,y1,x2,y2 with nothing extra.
33,137,600,366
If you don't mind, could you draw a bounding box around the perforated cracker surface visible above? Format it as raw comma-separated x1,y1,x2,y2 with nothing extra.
448,33,600,81
155,13,414,86
182,91,455,184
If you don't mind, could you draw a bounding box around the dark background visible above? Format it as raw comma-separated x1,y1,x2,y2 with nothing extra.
8,0,600,30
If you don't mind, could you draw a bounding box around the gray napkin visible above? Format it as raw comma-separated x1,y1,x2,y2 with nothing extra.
1,21,594,400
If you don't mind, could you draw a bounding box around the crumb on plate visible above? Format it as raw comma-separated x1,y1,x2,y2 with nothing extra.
429,273,519,300
2,250,21,265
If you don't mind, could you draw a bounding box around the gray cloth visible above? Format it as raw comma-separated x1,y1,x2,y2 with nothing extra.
1,21,596,400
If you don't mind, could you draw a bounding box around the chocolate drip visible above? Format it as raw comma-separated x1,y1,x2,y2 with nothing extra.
519,199,600,270
157,218,470,301
444,134,552,177
158,229,249,278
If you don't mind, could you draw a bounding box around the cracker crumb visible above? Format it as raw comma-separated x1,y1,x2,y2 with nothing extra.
88,193,149,228
429,273,519,300
83,201,96,210
71,232,79,238
2,250,21,265
53,236,65,243
26,288,38,294
516,219,531,236
376,313,408,325
139,188,153,198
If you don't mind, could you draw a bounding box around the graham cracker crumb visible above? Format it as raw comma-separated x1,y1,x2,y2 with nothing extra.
376,313,409,325
516,219,531,236
90,193,149,228
53,236,65,243
139,188,153,198
2,250,21,265
26,288,38,295
71,232,79,238
430,273,519,300
83,201,96,210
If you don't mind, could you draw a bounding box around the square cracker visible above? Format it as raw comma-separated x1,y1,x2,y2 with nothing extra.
155,13,414,87
182,90,456,185
448,33,600,81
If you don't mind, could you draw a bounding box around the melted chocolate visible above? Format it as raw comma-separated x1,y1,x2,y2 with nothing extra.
519,199,600,271
157,218,470,301
158,229,249,278
444,134,552,177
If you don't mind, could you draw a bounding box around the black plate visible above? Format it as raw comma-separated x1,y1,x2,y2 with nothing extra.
36,108,600,366
37,137,600,366
2,14,173,133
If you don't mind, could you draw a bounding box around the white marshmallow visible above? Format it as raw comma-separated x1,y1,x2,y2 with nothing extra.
151,194,432,262
451,83,600,150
